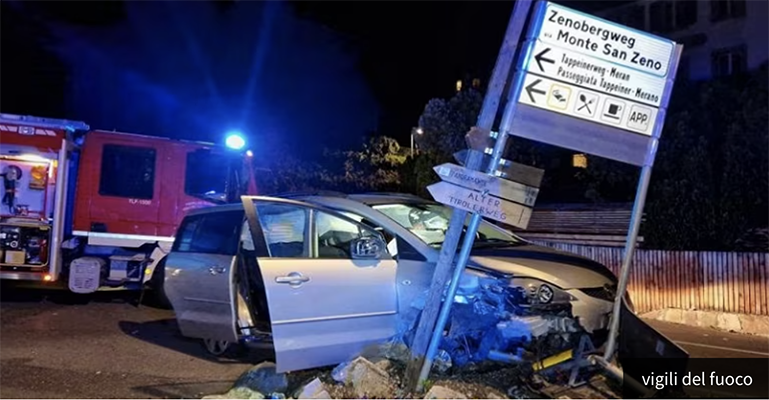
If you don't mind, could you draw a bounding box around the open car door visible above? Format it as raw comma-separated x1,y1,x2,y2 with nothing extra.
164,209,244,350
242,196,398,373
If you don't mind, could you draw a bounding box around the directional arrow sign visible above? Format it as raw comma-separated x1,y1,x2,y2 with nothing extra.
525,78,547,103
433,163,539,207
518,73,659,136
525,40,666,107
533,47,555,73
453,149,545,189
427,181,533,229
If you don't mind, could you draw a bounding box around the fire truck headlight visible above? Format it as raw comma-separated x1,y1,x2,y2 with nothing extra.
225,132,246,150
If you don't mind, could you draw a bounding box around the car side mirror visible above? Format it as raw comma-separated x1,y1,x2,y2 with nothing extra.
350,236,386,259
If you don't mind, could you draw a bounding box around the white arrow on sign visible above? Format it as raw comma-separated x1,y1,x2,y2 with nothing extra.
518,72,659,136
427,181,533,229
433,163,539,207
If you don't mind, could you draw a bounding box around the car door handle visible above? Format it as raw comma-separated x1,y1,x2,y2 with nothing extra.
208,266,227,275
275,272,310,285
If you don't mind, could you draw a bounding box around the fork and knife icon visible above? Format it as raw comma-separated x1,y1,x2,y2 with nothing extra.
577,93,594,114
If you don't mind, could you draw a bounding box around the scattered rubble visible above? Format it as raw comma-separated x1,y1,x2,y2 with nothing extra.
199,274,621,399
338,357,397,398
423,385,467,399
199,339,625,399
294,378,332,399
234,362,289,395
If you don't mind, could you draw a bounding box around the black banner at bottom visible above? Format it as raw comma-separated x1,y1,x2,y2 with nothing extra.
619,357,769,398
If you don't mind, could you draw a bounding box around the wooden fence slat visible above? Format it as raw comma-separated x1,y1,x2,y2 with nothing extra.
718,252,725,312
750,252,758,315
670,250,689,309
756,254,769,315
654,251,670,308
727,252,733,313
697,253,710,310
638,253,650,312
734,253,747,314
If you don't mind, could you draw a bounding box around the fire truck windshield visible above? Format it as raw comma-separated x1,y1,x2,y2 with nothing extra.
185,150,233,204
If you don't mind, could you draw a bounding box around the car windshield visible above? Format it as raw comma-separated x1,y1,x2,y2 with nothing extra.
372,203,524,248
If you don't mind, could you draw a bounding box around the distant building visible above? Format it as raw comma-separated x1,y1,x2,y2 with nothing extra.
455,77,482,92
597,0,768,81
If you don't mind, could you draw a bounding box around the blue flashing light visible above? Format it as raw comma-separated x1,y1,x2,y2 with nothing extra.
225,131,246,150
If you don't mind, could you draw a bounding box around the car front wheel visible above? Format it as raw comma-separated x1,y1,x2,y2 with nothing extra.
203,338,232,356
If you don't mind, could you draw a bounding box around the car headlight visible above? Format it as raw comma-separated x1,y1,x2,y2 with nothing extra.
510,277,575,307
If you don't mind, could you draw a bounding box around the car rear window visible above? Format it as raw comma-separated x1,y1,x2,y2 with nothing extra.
173,210,244,255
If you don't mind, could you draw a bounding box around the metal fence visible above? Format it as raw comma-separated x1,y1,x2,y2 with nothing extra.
532,242,769,316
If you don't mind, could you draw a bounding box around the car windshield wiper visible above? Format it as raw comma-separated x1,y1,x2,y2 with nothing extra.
472,238,521,248
427,238,520,248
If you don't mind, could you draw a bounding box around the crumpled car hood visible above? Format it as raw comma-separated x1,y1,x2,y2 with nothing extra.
466,243,618,290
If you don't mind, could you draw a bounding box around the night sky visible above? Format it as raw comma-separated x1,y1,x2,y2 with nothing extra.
1,0,617,158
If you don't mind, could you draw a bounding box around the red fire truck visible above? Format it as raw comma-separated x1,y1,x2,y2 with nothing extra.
0,113,258,297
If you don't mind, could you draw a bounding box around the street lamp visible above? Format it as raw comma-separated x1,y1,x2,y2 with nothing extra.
225,130,246,150
411,127,423,157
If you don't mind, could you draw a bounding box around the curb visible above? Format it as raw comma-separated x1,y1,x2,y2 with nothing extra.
641,308,769,337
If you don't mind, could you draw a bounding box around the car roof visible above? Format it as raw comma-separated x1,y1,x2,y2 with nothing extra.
272,191,430,205
184,192,435,217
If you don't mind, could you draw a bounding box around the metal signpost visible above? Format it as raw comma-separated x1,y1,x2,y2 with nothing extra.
504,1,682,362
410,0,682,392
405,0,536,392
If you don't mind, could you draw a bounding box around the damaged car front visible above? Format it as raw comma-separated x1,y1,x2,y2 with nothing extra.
359,198,621,367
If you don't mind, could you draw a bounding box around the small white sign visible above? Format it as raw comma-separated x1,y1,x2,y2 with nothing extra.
525,40,666,107
537,2,675,78
518,73,658,136
427,182,533,228
432,163,540,207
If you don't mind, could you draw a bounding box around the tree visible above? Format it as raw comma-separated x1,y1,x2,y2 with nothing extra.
417,89,484,158
333,136,408,192
642,68,768,251
257,135,410,194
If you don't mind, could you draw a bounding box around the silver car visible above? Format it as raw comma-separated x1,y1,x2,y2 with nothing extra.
164,193,620,373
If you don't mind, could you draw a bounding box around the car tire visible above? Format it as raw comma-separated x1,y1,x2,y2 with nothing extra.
202,338,247,359
147,259,172,309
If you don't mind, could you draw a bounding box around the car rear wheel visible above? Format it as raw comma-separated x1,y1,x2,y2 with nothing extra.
203,338,232,356
202,338,247,359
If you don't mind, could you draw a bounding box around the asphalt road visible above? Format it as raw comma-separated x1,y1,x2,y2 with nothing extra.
0,287,265,399
1,287,767,399
647,319,769,358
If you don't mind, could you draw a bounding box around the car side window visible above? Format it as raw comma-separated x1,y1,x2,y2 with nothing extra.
256,204,308,258
314,211,385,259
240,220,255,251
173,210,244,255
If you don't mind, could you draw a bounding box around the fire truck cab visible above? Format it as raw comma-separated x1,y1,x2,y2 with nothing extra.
0,113,256,294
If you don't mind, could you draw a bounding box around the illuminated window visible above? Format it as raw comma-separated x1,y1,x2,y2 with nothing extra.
572,153,588,168
456,80,462,92
712,46,747,77
711,0,746,22
472,78,481,88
